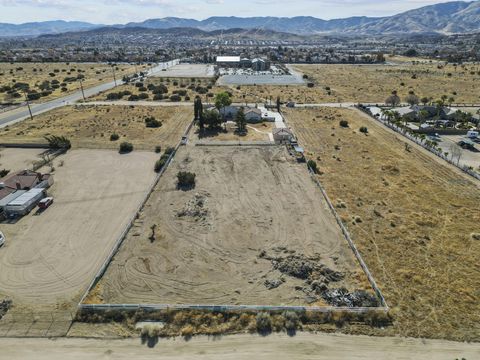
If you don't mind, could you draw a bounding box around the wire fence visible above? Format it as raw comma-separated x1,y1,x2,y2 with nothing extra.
78,118,195,306
0,310,74,337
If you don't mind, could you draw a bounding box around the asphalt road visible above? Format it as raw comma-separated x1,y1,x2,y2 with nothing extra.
0,60,179,128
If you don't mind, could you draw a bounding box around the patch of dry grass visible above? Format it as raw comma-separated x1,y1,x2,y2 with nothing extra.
284,107,480,341
0,105,192,150
0,62,142,104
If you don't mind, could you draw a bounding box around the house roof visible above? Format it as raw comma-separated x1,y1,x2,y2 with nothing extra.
0,170,48,201
244,108,261,115
273,128,293,135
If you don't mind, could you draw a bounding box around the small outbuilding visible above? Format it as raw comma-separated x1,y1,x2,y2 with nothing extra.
273,128,294,144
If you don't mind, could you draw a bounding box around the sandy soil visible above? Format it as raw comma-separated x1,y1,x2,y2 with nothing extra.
0,148,45,172
0,105,192,150
284,107,480,341
94,145,371,306
0,333,479,360
0,149,158,307
0,62,141,104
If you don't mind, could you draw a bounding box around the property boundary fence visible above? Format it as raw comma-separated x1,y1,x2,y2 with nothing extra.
356,105,480,182
78,118,195,306
77,116,388,316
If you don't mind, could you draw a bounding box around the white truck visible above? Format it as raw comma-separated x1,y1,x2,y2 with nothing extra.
467,130,479,139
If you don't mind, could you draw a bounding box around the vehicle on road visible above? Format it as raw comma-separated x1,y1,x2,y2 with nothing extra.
181,136,188,145
0,231,5,247
38,197,54,210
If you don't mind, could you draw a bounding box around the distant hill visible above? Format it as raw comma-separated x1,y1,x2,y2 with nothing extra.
0,20,100,37
1,1,479,37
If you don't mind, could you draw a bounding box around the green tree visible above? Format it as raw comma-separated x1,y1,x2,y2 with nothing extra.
235,107,247,133
194,95,204,130
203,109,222,129
214,92,232,121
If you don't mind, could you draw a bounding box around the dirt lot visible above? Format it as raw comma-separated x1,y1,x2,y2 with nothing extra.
284,107,480,341
0,148,45,172
91,145,373,306
0,105,192,150
153,64,215,78
0,62,141,104
436,135,480,173
0,149,158,308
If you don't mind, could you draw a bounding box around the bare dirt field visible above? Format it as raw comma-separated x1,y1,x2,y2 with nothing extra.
2,332,479,360
0,149,158,309
0,105,192,150
0,62,141,104
91,145,373,306
152,64,215,78
0,148,45,172
284,107,480,341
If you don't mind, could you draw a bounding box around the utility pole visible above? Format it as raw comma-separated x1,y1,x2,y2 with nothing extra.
22,90,33,121
78,79,86,102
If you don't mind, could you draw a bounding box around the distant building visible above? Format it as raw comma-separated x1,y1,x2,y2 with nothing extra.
251,58,270,71
240,58,252,68
216,56,241,67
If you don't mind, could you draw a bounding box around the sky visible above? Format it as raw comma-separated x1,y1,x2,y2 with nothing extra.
0,0,461,24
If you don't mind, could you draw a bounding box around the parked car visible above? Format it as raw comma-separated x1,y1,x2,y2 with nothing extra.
0,231,5,247
458,140,476,150
38,197,54,210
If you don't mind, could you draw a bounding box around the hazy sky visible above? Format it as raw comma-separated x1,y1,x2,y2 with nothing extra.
0,0,459,24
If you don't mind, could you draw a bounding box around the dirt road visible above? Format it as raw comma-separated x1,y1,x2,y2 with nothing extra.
0,333,478,359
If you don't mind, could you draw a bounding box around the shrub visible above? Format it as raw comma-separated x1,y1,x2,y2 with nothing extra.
339,120,349,128
119,142,133,153
107,92,121,100
307,82,315,88
283,311,299,333
128,95,140,101
154,158,167,172
359,126,368,134
138,93,149,100
170,94,181,102
145,116,162,128
164,146,175,155
110,133,120,141
307,159,318,174
44,135,71,149
27,93,41,101
154,145,161,153
153,94,163,101
0,169,10,178
255,312,272,334
177,171,196,189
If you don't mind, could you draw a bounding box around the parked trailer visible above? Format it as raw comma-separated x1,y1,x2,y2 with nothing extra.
5,188,45,216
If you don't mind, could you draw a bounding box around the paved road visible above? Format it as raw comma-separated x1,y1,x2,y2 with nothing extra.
0,60,180,128
0,332,478,359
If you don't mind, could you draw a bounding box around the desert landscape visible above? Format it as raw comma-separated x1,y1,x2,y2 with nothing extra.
89,145,375,307
284,106,480,341
0,104,192,149
0,62,141,104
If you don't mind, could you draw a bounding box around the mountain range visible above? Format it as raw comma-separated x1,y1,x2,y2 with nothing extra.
1,1,479,37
